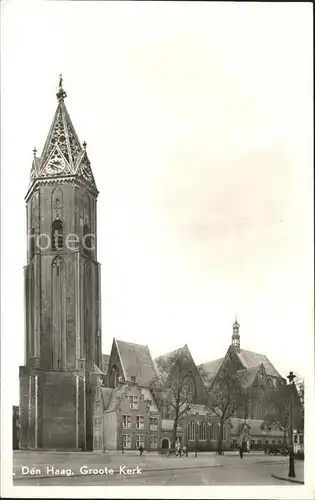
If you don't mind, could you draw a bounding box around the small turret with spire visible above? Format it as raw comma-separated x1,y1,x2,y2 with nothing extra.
231,316,240,351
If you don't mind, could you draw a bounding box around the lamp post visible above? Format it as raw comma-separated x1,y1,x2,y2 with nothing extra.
287,371,296,478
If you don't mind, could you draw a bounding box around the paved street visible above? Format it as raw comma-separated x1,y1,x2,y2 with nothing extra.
13,451,304,486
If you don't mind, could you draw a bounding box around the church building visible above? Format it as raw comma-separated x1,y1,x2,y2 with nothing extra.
18,79,303,453
19,77,103,451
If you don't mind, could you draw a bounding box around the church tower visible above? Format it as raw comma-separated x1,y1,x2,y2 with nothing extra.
231,317,240,351
19,76,102,450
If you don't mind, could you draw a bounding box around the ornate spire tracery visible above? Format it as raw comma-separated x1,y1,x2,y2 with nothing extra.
27,77,98,195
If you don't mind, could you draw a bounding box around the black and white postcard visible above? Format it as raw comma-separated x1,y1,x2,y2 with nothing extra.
1,1,314,499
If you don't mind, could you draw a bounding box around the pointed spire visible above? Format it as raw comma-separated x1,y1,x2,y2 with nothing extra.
56,73,67,101
28,78,98,194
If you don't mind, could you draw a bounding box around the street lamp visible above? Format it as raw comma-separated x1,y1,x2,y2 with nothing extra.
287,371,296,478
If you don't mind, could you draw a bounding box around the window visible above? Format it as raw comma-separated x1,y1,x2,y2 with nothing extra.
278,440,282,444
272,440,276,444
150,435,158,449
199,422,207,440
52,219,63,250
299,435,304,444
123,434,131,449
136,416,144,429
187,421,195,441
209,424,214,440
122,415,132,429
150,417,158,430
30,228,35,258
130,396,138,410
294,435,298,443
258,440,262,446
265,440,269,445
136,434,144,448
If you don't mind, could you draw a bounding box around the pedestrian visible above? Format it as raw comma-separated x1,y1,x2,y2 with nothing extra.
139,445,144,456
175,442,182,457
182,445,187,457
239,446,243,459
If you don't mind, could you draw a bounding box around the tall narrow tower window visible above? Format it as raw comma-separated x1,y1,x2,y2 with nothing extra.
30,228,35,259
52,256,66,369
52,218,63,250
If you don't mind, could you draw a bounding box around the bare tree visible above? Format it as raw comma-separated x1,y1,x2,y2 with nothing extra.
151,350,196,448
265,383,290,448
204,360,246,454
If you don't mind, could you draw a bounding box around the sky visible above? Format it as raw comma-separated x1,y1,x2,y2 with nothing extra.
1,0,313,409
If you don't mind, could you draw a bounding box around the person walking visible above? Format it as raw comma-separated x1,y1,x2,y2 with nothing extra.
182,445,187,457
239,445,243,459
139,445,144,456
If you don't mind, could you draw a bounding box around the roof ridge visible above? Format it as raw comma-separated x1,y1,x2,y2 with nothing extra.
116,339,148,348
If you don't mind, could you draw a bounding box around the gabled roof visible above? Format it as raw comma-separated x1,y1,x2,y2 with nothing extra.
198,357,225,386
154,344,193,372
115,340,157,387
235,349,282,378
237,364,261,389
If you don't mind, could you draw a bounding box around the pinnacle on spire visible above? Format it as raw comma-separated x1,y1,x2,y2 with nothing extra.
56,73,67,101
83,141,87,150
233,314,239,327
33,147,37,156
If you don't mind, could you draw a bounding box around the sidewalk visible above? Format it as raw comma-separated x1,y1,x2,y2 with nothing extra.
271,461,304,484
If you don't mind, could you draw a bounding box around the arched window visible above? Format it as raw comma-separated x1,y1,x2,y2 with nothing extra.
212,423,218,441
199,421,207,440
109,365,119,388
51,256,66,369
52,219,63,250
209,423,214,440
30,227,35,259
187,421,195,441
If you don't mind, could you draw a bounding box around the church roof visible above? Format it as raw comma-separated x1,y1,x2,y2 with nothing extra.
235,349,281,378
29,76,97,193
198,357,225,386
115,340,157,387
154,344,193,370
238,365,261,388
198,348,281,389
